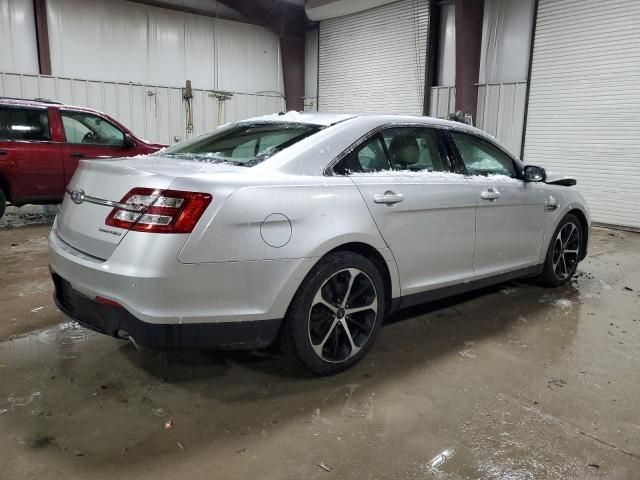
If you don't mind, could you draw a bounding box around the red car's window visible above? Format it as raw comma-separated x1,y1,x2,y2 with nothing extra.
61,110,125,146
3,107,51,141
0,108,10,140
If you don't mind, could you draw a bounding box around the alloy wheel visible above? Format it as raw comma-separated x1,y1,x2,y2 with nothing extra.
552,222,581,280
308,268,378,363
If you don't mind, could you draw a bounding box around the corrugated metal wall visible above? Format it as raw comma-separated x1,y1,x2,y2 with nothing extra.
524,0,640,229
45,0,283,94
318,0,429,114
428,82,526,157
0,73,284,220
0,73,285,145
428,0,532,157
0,0,39,75
429,86,456,118
476,82,527,156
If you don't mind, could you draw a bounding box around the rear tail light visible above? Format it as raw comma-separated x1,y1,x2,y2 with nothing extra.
105,188,212,233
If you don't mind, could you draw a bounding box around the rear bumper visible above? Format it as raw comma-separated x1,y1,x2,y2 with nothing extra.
49,225,316,325
52,271,281,350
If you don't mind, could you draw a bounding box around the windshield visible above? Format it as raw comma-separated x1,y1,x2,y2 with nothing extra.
159,122,322,166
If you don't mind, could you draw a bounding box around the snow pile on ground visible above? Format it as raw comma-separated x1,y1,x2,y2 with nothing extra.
553,299,573,309
0,205,56,228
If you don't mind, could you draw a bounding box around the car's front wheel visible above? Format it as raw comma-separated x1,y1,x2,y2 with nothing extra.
281,251,385,375
537,213,583,287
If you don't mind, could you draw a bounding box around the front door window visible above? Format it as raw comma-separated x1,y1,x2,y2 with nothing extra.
450,131,517,177
61,111,124,146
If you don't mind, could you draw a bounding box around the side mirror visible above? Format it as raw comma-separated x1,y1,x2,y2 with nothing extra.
523,165,546,182
123,134,135,148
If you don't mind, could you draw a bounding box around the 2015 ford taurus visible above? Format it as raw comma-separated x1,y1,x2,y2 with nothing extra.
49,112,589,375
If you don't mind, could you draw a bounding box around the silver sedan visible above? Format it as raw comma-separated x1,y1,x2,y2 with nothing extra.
49,112,590,375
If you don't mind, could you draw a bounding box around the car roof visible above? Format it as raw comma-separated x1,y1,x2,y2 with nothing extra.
0,97,105,115
246,111,498,143
245,111,357,127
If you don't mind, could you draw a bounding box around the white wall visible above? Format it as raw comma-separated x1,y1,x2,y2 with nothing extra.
0,0,39,75
44,0,283,93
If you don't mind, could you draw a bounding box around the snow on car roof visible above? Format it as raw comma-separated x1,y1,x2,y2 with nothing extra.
246,111,495,140
246,111,357,126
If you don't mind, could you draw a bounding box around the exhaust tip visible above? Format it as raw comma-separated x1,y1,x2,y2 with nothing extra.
117,329,142,351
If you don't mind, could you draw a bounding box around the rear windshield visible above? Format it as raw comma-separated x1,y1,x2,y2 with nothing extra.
159,122,322,166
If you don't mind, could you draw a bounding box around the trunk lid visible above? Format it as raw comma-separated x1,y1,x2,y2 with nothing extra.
56,156,244,259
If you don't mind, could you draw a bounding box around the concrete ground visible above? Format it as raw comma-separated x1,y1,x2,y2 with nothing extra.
0,225,639,479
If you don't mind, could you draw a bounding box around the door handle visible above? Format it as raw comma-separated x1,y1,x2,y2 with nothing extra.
480,187,501,201
70,152,85,158
0,149,7,156
373,191,404,205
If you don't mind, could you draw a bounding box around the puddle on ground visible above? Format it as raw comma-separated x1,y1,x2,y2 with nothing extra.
37,321,95,345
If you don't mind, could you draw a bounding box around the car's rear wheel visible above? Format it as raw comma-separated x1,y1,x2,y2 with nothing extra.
537,214,582,287
281,251,385,375
0,189,6,220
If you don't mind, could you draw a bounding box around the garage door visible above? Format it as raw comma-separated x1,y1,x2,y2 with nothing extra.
318,0,429,115
523,0,640,229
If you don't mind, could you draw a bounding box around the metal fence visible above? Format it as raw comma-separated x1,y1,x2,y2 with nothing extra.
429,86,456,119
476,82,527,156
429,81,527,157
0,72,286,222
0,72,286,145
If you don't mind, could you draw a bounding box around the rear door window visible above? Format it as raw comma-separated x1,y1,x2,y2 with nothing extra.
334,135,390,175
382,127,449,171
334,127,450,175
7,108,51,141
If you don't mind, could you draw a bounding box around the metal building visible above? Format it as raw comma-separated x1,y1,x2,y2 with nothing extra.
305,0,639,230
1,0,638,229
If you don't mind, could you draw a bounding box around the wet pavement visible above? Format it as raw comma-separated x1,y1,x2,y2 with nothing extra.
0,225,639,479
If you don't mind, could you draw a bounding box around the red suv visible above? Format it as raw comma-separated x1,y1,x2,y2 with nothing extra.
0,98,166,218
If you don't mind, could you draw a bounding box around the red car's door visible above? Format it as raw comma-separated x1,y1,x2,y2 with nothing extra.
58,109,137,186
0,105,64,203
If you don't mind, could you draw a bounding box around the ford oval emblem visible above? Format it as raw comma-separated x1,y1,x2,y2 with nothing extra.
69,188,85,205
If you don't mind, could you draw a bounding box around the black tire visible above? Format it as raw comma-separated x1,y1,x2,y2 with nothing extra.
537,213,583,287
281,251,385,376
0,188,6,220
